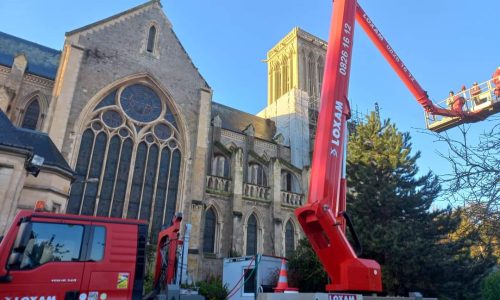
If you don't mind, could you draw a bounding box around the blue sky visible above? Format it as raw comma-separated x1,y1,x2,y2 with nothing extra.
1,0,498,182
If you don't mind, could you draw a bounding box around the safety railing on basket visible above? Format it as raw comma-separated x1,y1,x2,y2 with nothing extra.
425,78,498,127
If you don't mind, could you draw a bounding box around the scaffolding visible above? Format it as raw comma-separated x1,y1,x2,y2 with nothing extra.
307,94,366,155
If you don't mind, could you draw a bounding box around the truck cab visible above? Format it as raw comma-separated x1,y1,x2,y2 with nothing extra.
0,210,148,300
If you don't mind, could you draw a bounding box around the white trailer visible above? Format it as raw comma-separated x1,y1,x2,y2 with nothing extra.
223,255,284,300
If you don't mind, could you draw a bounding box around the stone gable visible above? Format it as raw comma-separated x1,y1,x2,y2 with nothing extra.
57,2,210,161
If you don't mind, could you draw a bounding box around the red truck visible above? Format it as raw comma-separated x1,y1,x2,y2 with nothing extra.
0,206,187,300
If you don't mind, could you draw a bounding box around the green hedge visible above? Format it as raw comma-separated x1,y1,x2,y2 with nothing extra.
481,270,500,300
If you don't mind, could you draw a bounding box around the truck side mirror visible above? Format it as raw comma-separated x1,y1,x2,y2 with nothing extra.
13,221,32,252
0,252,19,283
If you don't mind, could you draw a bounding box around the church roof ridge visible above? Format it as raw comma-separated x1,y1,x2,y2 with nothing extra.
66,0,162,37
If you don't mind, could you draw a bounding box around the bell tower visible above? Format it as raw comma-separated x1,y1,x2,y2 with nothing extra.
266,27,326,106
258,27,327,168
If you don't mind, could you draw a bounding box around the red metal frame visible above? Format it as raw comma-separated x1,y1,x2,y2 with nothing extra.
154,214,183,288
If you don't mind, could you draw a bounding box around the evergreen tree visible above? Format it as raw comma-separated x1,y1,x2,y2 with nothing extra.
288,238,328,292
346,113,494,298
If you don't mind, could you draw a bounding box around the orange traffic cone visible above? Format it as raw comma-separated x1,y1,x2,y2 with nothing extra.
273,259,299,293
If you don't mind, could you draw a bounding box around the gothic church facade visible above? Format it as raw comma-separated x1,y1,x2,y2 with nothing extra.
0,0,326,280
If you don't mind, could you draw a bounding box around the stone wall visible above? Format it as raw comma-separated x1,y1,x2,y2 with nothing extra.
0,151,27,235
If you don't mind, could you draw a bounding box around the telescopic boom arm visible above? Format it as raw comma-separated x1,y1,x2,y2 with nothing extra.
295,0,382,292
355,3,492,121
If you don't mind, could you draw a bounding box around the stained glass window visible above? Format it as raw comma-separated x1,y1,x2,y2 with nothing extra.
120,84,162,122
69,83,182,240
21,98,40,130
102,110,123,128
68,129,94,214
246,214,258,255
203,208,216,253
110,138,133,218
95,90,116,110
165,149,181,226
150,148,171,243
154,123,171,140
165,111,178,129
119,128,129,138
96,136,121,216
285,221,295,258
127,142,148,219
81,132,107,215
139,145,159,220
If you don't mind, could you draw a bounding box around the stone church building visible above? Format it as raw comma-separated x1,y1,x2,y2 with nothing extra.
0,0,327,280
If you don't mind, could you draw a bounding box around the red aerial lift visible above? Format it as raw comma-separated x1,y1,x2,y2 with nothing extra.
295,0,499,293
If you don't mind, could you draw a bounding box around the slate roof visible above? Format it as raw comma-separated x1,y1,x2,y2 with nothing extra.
16,129,73,175
0,109,30,151
0,111,73,175
0,31,61,80
211,102,276,141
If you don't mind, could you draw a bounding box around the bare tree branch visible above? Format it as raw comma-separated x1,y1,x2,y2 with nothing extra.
421,116,499,255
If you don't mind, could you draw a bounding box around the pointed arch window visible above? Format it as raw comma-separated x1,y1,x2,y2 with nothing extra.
317,57,325,95
203,207,217,253
21,98,40,130
248,163,267,186
308,53,316,98
285,220,295,258
281,171,300,193
274,63,281,100
212,155,230,178
281,57,289,95
147,26,157,53
281,171,293,192
68,83,182,242
246,214,258,255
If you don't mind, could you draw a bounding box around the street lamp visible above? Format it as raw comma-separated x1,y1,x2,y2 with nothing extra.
25,154,44,177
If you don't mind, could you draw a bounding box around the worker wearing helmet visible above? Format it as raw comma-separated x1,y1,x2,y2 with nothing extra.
446,91,455,107
470,82,482,105
446,91,465,113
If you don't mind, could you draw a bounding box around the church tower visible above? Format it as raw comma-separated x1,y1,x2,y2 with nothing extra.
258,27,327,168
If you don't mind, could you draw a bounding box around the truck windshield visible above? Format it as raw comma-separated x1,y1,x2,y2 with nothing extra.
10,222,84,270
